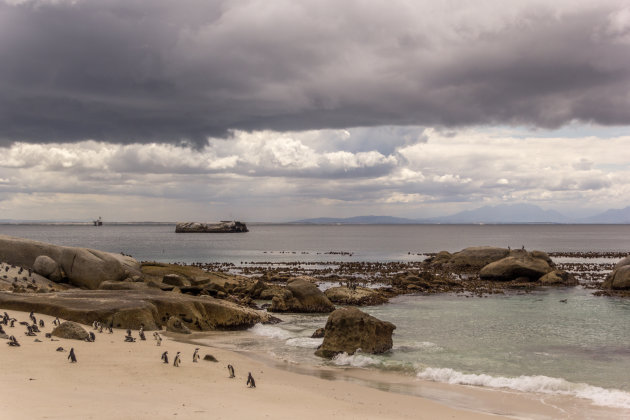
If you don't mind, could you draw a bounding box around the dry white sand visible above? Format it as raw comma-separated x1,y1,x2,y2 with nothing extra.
0,310,622,420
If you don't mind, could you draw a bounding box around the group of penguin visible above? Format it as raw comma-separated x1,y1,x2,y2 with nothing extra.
3,310,78,363
4,310,257,388
161,348,255,387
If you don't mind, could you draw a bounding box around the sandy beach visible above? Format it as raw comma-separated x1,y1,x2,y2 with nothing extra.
0,310,624,420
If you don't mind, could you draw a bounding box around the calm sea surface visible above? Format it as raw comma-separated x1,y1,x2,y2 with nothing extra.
2,223,630,411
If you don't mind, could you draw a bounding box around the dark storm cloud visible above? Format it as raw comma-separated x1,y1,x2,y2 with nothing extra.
1,0,629,147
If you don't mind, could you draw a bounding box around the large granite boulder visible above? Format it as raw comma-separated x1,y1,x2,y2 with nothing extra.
52,321,90,340
0,235,141,289
480,253,553,281
445,246,510,271
33,255,64,282
315,307,395,358
603,257,630,290
0,289,272,330
324,286,388,306
269,278,335,313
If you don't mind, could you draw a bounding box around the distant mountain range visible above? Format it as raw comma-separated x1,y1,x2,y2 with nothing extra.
292,204,630,224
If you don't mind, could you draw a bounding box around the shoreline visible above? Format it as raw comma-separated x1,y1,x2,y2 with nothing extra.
2,309,629,419
184,326,630,420
0,309,510,420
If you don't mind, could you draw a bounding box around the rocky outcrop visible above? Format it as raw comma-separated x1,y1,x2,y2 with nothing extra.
603,256,630,289
0,289,272,331
162,274,191,288
443,246,510,271
324,286,388,306
479,252,553,281
166,316,191,334
175,221,248,233
52,321,90,340
315,307,395,358
0,235,141,289
269,278,335,313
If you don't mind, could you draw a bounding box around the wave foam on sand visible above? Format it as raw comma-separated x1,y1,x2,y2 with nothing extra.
418,367,630,409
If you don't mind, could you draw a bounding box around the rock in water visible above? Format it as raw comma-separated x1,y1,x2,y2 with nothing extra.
52,321,90,341
324,286,388,306
445,246,510,271
603,257,630,289
479,253,553,281
315,307,395,358
269,278,335,313
175,221,248,233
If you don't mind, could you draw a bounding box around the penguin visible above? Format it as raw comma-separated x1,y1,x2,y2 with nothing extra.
156,335,162,346
98,324,103,333
173,351,181,367
9,319,15,328
193,348,200,363
29,311,35,323
246,372,256,388
68,348,77,363
227,364,235,378
8,335,20,346
39,319,44,328
88,332,96,342
31,323,40,333
139,325,146,341
161,351,169,364
108,326,113,334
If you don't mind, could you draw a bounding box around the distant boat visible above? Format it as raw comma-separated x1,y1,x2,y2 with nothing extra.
93,216,103,226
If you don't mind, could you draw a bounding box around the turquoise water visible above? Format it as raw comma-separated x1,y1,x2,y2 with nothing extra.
238,288,630,410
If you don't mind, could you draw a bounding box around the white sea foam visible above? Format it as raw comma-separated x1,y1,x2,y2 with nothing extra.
248,324,293,340
285,337,323,349
394,341,443,353
417,367,630,409
331,352,381,368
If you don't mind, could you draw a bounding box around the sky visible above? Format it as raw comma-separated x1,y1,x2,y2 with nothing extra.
1,0,630,222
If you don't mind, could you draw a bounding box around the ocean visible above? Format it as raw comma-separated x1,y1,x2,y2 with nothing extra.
2,223,630,412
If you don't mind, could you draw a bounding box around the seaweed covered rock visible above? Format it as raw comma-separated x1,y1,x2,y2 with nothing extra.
315,307,395,358
324,286,388,306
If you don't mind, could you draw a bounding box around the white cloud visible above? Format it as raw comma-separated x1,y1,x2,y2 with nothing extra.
1,125,630,221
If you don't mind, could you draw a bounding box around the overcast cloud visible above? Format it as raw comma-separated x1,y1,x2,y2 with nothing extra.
1,0,630,221
1,0,630,146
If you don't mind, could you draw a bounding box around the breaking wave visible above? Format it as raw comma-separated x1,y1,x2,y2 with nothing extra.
331,352,381,368
248,324,293,340
285,337,323,349
417,367,630,409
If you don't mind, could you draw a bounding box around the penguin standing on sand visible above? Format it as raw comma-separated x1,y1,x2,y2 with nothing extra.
139,325,146,341
246,372,256,388
39,319,44,328
173,351,181,367
29,312,36,323
193,348,200,363
227,365,235,378
161,351,169,364
68,348,77,363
